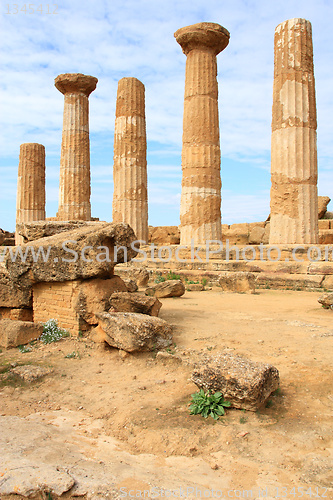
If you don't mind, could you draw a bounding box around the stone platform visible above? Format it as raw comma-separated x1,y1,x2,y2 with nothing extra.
117,244,333,291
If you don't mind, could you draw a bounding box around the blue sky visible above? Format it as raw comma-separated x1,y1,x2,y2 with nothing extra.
1,0,332,231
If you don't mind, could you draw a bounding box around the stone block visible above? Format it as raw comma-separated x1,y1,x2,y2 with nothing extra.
145,280,185,298
0,319,43,348
218,272,255,293
191,350,279,411
109,291,162,316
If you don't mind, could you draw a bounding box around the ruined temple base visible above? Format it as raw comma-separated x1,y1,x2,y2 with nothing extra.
118,244,333,292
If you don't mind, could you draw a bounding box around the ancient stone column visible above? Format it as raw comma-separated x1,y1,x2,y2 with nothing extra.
270,18,318,244
55,73,98,221
175,22,230,245
112,77,148,242
15,143,46,245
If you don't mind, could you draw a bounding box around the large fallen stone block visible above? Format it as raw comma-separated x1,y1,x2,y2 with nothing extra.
0,319,43,348
318,292,333,309
17,220,106,242
109,292,162,316
218,272,255,293
145,280,185,298
96,312,173,352
0,266,32,308
191,351,279,411
122,278,138,292
4,222,137,284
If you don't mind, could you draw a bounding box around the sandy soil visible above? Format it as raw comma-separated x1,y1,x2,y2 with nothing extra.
0,289,332,499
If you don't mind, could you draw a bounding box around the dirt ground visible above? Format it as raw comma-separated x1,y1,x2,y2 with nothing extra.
0,289,332,499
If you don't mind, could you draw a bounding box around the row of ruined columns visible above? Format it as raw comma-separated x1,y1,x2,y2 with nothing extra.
16,18,319,246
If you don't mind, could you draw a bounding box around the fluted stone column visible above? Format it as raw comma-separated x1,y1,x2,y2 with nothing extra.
270,19,318,244
15,143,46,245
55,73,98,221
112,77,148,242
175,22,230,245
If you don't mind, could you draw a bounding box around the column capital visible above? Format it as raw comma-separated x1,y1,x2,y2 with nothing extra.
175,22,230,56
54,73,98,97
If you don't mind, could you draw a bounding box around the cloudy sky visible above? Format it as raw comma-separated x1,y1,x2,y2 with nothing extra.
1,0,332,231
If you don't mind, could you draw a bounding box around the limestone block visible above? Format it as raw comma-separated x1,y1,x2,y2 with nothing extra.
319,230,333,244
318,196,331,219
145,280,185,298
96,312,173,352
149,226,180,245
0,267,32,308
122,278,138,292
318,292,333,309
322,276,333,291
191,350,280,411
74,276,128,325
0,319,43,348
109,292,162,316
218,272,255,293
4,222,137,284
17,220,106,242
249,226,265,245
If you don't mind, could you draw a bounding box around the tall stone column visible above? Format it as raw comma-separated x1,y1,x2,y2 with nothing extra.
55,73,98,221
112,77,148,242
15,143,46,245
175,22,230,245
270,19,318,244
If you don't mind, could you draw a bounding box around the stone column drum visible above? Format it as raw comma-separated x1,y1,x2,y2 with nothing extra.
15,143,46,245
270,19,318,244
175,22,230,245
112,77,148,242
55,73,98,221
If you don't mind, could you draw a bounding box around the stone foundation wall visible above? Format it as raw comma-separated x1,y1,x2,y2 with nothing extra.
33,281,81,334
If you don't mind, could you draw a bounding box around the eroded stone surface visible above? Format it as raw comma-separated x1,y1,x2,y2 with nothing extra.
0,319,43,348
96,312,173,352
15,143,46,245
270,19,318,244
109,291,162,316
318,292,333,309
4,222,137,284
112,77,148,242
145,280,185,298
175,22,230,245
191,350,280,411
55,73,98,221
17,220,106,242
218,272,256,293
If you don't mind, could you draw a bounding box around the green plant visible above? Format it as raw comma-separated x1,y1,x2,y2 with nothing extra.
201,278,208,286
18,344,32,353
40,319,70,344
239,416,247,424
65,351,79,359
189,389,231,420
154,275,166,284
167,271,181,281
265,399,273,408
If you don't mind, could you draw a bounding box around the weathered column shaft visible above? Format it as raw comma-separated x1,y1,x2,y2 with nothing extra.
270,18,318,244
175,23,230,246
15,143,46,245
112,77,148,242
55,73,98,221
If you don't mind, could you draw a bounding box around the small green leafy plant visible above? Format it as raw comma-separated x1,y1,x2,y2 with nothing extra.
40,319,70,344
167,271,181,281
189,389,231,420
154,275,166,284
64,351,79,359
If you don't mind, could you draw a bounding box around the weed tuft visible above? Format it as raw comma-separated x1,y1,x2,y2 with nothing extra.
189,389,231,420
